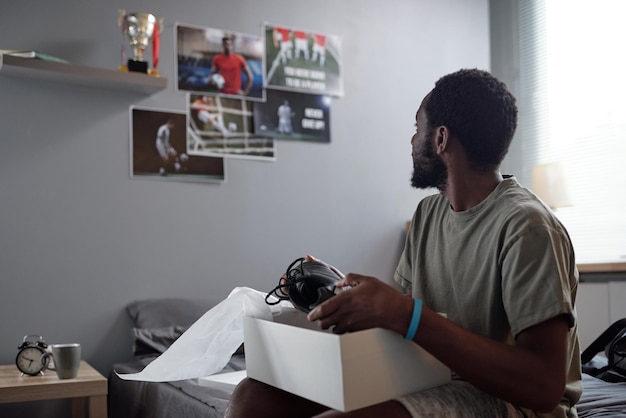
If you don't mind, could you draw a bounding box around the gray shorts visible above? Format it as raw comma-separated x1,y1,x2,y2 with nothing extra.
395,380,530,418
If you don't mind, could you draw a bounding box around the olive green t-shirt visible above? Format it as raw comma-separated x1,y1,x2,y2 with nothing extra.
394,176,582,418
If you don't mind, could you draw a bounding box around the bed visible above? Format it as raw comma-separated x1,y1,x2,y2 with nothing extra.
108,297,245,418
108,297,626,417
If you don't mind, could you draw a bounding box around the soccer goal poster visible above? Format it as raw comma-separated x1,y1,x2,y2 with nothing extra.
187,95,276,162
264,23,343,97
175,23,265,101
253,89,331,143
130,106,226,184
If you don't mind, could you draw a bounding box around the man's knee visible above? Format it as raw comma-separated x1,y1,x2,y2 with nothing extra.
226,378,259,417
227,377,329,418
230,377,264,401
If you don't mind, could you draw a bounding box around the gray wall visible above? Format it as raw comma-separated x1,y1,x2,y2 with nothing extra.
489,0,522,180
0,0,488,415
489,0,530,186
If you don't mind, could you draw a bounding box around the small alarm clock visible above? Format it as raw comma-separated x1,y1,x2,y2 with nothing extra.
15,335,49,376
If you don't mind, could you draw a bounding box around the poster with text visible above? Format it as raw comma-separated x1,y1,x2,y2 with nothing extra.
254,89,331,143
264,23,343,97
187,94,276,162
130,107,226,183
176,23,265,101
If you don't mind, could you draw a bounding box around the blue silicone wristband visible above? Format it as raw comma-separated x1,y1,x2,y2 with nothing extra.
404,299,422,340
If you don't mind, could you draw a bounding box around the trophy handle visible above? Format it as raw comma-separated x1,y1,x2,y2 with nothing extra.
117,9,126,28
157,17,164,33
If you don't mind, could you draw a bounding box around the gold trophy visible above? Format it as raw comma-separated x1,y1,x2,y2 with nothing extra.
118,9,163,76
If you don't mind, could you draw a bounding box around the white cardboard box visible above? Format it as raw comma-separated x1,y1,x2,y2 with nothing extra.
243,313,450,412
197,370,247,392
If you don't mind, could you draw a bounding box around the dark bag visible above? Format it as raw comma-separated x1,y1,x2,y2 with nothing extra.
581,318,626,382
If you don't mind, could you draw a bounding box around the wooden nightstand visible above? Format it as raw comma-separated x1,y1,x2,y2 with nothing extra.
0,360,107,418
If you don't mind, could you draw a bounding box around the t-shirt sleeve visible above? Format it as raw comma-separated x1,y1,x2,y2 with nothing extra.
501,222,577,337
394,209,419,290
238,54,246,69
394,242,412,290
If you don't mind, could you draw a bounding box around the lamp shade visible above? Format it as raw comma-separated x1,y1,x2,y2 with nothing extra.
531,162,573,209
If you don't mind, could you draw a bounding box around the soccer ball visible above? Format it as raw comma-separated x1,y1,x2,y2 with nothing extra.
209,73,225,90
179,153,190,163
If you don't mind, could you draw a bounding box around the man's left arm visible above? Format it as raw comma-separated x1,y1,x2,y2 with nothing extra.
241,58,253,95
415,304,569,412
309,275,570,413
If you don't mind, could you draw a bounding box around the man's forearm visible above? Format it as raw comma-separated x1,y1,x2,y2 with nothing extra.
412,307,568,412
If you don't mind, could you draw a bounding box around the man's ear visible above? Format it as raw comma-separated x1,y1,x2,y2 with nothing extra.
435,126,449,154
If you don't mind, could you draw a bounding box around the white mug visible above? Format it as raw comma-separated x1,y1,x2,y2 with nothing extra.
45,343,81,379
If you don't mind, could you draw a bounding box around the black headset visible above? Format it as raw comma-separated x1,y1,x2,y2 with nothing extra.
266,257,339,313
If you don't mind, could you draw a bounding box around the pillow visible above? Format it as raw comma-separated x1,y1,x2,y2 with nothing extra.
131,325,245,357
126,297,217,329
131,325,188,357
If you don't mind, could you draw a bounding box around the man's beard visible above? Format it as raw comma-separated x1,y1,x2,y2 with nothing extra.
410,141,448,191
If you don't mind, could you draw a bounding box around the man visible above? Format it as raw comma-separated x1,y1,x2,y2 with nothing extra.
277,99,293,134
294,30,310,61
273,26,293,65
155,118,177,175
311,33,326,66
191,95,229,136
210,34,253,96
226,69,581,417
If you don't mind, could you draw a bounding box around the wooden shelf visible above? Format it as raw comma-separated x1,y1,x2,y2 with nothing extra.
578,262,626,274
0,54,167,94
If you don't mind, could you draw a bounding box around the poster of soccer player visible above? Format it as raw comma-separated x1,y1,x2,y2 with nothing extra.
187,94,276,162
253,89,331,143
176,23,265,101
130,107,226,184
264,23,343,97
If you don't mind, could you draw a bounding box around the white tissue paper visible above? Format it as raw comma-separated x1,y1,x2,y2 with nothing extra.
116,286,292,382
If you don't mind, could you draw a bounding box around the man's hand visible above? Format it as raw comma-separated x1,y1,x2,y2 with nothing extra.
307,273,413,336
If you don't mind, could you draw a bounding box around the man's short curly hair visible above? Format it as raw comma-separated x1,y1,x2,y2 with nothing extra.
425,69,518,171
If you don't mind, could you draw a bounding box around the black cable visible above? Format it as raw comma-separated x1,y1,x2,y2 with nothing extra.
265,257,308,306
265,257,339,313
